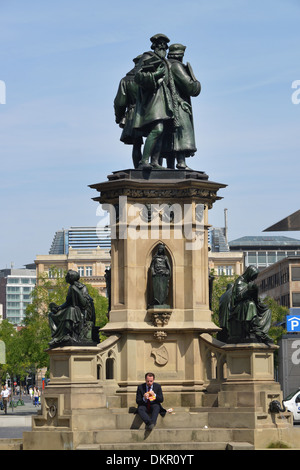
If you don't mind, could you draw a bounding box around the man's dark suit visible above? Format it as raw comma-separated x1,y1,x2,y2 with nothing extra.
136,382,166,427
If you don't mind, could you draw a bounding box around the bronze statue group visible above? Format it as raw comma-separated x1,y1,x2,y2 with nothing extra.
114,34,201,171
217,265,273,345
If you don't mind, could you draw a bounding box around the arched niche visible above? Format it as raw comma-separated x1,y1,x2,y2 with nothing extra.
147,241,173,308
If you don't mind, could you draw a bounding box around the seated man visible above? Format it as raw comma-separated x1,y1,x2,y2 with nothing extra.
136,372,166,430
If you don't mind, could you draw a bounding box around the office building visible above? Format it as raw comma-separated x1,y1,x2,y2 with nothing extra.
49,226,111,254
209,227,229,253
0,268,36,324
229,236,300,271
256,256,300,308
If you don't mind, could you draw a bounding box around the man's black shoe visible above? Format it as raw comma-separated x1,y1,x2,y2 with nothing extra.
146,423,154,431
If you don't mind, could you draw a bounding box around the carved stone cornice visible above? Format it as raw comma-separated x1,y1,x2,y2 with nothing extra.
90,169,226,209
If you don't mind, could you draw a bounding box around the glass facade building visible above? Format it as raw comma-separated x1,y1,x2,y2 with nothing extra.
49,226,111,254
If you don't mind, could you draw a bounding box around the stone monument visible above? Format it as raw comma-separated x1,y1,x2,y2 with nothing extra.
23,33,300,450
90,33,226,408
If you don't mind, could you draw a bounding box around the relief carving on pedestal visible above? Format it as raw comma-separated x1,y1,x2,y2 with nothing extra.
151,344,169,366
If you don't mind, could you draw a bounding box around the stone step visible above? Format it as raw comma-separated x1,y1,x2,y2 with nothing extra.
111,406,266,430
116,410,209,429
90,426,237,444
227,442,255,450
207,411,268,429
73,425,255,450
76,436,255,451
76,441,230,450
0,439,23,450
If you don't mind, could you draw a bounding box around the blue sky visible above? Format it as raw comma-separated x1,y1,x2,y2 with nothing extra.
0,0,300,268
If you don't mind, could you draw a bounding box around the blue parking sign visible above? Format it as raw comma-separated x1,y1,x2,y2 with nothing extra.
287,315,300,332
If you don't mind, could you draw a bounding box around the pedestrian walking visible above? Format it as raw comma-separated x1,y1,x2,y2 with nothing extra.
33,387,40,407
1,385,10,414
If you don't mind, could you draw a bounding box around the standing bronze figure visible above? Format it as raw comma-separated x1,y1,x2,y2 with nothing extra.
114,55,143,168
163,43,201,170
116,34,201,170
133,34,180,169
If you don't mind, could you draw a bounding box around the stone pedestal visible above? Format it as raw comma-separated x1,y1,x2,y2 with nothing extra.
218,343,284,410
23,346,107,450
216,342,296,448
90,169,226,406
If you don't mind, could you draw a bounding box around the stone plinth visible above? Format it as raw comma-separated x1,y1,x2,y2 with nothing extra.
218,343,282,410
23,346,107,450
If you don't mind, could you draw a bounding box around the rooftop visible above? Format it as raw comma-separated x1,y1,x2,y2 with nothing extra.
229,236,300,248
0,268,36,277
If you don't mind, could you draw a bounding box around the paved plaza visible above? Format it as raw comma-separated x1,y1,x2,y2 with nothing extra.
0,394,38,439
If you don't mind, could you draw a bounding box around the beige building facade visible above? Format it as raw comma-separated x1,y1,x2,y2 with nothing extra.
256,255,300,308
35,247,111,295
208,251,244,277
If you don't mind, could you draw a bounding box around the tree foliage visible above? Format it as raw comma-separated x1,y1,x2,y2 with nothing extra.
263,296,287,344
0,320,27,383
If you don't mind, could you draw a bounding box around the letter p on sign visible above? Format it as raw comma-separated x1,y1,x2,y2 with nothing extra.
287,316,300,332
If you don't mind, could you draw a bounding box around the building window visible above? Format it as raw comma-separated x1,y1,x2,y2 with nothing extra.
7,286,20,293
225,266,233,276
217,266,224,276
267,252,277,264
277,252,287,261
281,268,289,284
85,266,93,277
48,269,63,279
292,267,300,281
257,253,267,265
78,266,84,277
7,294,20,300
8,278,20,284
217,266,233,276
292,293,300,307
247,253,257,265
7,302,21,307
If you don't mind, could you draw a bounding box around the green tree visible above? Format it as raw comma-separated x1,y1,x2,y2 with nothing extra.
0,320,19,384
82,282,108,329
263,296,287,345
0,320,30,392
